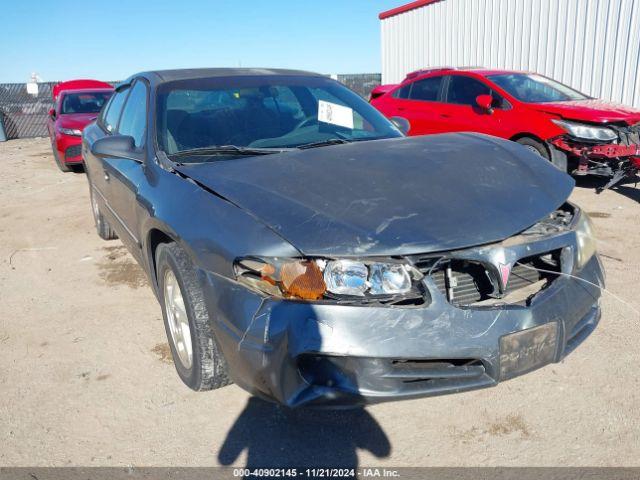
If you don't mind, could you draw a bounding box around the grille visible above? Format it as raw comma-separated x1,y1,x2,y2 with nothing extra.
388,358,486,383
296,354,492,397
506,262,546,292
420,250,562,307
65,144,82,159
430,260,493,306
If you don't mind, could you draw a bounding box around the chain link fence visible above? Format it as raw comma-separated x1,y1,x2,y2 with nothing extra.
0,82,57,140
0,74,381,140
335,73,381,98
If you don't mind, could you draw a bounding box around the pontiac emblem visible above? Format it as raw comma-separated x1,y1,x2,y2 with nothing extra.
499,263,513,290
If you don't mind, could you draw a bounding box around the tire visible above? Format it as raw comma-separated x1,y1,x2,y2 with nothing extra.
155,242,231,391
515,137,551,161
52,144,71,172
90,184,118,240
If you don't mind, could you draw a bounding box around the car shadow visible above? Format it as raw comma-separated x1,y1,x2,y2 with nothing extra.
217,280,391,477
218,397,391,475
574,175,640,202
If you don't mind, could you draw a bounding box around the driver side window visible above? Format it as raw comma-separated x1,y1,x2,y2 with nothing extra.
117,81,148,148
102,87,130,133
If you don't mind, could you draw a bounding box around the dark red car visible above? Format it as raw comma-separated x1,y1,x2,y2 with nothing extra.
371,68,640,191
47,80,113,172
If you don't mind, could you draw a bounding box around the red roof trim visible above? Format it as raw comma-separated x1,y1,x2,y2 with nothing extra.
379,0,442,20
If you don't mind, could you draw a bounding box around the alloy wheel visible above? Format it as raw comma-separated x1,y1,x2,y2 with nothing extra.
163,269,193,369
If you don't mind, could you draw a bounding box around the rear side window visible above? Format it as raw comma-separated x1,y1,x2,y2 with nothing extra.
409,76,442,101
446,76,491,105
117,81,148,148
103,88,129,133
393,83,412,99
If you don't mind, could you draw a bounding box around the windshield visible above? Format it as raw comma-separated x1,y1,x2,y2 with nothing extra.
487,73,589,103
156,75,402,158
60,91,112,114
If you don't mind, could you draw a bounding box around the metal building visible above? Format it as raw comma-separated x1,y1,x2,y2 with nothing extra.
380,0,640,108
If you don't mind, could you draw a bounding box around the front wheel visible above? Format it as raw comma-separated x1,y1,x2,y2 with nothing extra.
515,137,550,160
515,136,568,173
156,242,231,391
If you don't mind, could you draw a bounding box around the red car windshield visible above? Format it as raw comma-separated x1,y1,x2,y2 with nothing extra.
487,73,589,103
60,92,112,114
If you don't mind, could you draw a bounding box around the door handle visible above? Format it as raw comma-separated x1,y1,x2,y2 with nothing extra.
440,114,451,118
104,171,110,182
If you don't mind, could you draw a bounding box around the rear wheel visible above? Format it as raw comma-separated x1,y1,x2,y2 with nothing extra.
156,242,231,391
90,184,118,240
52,144,71,172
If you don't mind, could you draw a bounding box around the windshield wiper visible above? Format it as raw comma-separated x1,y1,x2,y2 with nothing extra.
170,145,290,158
296,138,352,150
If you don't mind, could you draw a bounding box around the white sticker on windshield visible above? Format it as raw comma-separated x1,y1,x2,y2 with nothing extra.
318,100,354,129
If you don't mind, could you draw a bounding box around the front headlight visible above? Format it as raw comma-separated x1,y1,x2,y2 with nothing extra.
59,127,82,136
552,119,617,141
574,210,597,269
234,257,421,301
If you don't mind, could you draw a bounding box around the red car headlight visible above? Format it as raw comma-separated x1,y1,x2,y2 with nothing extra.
58,127,82,136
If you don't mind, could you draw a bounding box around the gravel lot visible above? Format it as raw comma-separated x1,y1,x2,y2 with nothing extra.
1,137,639,468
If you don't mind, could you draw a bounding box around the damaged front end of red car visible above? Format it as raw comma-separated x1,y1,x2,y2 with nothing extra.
550,121,640,192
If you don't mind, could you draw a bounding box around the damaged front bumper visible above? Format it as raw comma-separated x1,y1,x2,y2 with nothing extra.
550,125,640,190
202,219,605,408
551,135,640,171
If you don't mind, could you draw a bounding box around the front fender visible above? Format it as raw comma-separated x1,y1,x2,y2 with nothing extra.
137,165,300,291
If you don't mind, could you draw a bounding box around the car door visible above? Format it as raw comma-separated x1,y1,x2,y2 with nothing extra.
101,79,149,260
84,86,130,230
401,75,450,135
438,74,513,138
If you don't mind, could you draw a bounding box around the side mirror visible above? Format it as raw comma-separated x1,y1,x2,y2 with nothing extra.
48,108,56,119
90,135,137,159
475,94,494,113
390,116,411,135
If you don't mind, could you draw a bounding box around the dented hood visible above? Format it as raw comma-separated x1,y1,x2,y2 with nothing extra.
532,99,640,124
176,134,574,256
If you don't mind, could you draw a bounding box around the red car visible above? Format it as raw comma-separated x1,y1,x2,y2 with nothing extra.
371,68,640,191
47,80,113,172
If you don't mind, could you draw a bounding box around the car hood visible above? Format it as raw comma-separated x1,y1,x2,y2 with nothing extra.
57,113,98,129
531,99,640,124
176,134,574,257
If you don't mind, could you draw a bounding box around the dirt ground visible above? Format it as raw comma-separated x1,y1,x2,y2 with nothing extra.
1,137,639,468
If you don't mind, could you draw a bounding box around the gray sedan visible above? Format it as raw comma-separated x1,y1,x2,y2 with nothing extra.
82,68,604,407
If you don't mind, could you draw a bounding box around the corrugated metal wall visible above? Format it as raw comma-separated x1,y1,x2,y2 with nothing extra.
381,0,640,108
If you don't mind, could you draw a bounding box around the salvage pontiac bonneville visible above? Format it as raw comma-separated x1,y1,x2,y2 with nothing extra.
82,68,604,407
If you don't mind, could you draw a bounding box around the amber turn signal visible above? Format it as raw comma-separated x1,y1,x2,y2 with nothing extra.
280,260,326,300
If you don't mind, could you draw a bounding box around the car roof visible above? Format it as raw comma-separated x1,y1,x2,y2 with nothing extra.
126,67,324,87
404,67,532,81
471,69,531,76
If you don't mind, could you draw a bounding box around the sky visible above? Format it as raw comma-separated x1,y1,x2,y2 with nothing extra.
0,0,404,83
